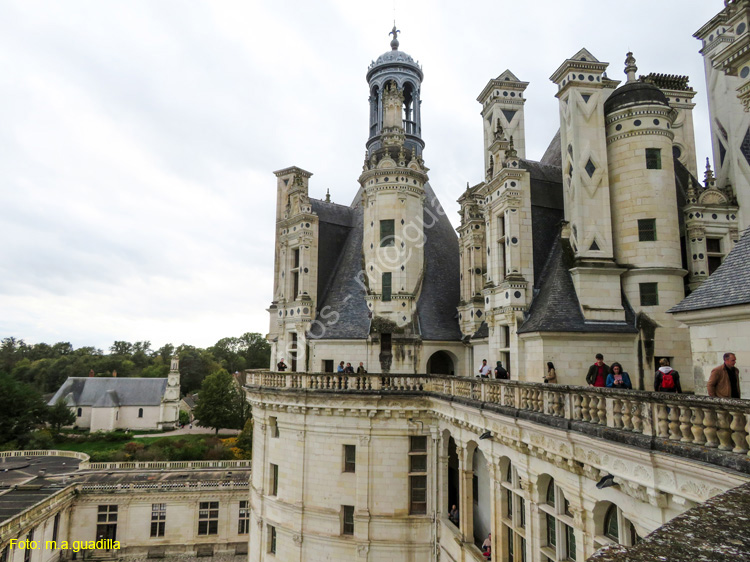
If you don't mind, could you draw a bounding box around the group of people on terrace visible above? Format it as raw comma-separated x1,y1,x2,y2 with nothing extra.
474,352,742,398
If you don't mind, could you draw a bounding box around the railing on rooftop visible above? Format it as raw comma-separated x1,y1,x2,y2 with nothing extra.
0,449,90,462
245,371,750,461
80,459,251,471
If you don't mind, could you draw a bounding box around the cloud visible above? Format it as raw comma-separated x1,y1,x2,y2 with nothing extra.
0,0,721,349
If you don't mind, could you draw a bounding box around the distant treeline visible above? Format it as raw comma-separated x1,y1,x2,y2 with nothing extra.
0,333,270,396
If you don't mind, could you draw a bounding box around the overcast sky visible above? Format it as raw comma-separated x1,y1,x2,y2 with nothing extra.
0,0,720,351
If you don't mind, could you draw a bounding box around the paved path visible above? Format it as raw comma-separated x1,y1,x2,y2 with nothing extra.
133,424,240,438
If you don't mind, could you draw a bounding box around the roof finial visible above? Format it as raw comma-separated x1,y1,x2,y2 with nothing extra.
704,157,716,188
325,188,331,202
389,24,400,50
624,52,637,83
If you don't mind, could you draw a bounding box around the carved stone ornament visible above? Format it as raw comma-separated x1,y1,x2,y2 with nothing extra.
293,534,302,546
357,544,370,557
359,435,371,446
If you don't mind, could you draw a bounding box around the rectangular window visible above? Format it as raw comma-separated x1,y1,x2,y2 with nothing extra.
519,496,526,528
268,525,276,554
708,255,723,275
521,537,527,562
706,238,722,253
409,436,427,514
639,282,659,306
382,272,392,301
293,248,300,269
565,524,577,561
638,218,656,241
198,502,219,536
269,417,279,438
323,359,334,373
1,547,8,562
292,272,299,300
381,333,392,354
96,505,118,543
52,512,60,543
380,219,395,247
472,474,478,504
270,464,279,496
344,445,356,473
342,505,355,536
238,501,250,535
150,503,166,538
707,238,723,275
645,148,661,169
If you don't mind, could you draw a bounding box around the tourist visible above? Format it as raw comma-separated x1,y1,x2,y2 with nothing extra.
337,361,345,373
478,359,492,378
448,504,459,526
482,532,492,558
585,354,609,387
356,362,368,375
344,362,355,374
544,362,557,384
655,358,682,393
707,353,741,398
606,362,632,389
277,358,287,371
494,360,508,380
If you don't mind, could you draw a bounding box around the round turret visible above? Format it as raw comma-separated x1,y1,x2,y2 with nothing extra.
604,81,669,115
366,26,425,158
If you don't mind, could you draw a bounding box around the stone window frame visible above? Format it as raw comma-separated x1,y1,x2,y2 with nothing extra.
197,501,219,536
593,503,642,550
500,464,527,560
637,218,657,242
639,282,659,307
382,272,392,301
343,444,356,473
706,237,724,275
645,148,662,170
342,505,355,536
238,500,250,535
408,436,428,515
270,463,279,497
267,524,276,554
269,417,279,439
380,219,395,247
150,503,166,538
538,478,576,562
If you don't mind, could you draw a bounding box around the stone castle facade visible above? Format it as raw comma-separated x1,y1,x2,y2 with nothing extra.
267,7,748,395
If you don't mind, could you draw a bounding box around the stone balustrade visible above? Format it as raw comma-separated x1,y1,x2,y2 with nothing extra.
80,459,252,470
246,371,750,471
79,480,250,492
0,449,90,462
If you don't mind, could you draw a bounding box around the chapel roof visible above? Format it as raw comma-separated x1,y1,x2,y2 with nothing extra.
48,377,168,407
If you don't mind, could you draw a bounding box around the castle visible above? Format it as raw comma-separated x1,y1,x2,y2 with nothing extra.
267,10,748,393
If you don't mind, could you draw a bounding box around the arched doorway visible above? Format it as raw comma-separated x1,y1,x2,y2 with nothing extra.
427,350,455,375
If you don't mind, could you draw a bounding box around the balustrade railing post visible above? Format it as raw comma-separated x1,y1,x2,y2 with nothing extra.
730,411,749,454
690,407,706,445
564,392,574,420
717,410,733,451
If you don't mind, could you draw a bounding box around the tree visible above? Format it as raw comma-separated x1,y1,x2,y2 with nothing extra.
46,398,76,434
0,373,46,444
194,370,245,435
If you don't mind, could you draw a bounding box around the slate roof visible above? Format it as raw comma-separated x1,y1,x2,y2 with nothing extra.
311,182,461,341
540,129,562,167
417,182,462,340
518,234,637,334
48,377,168,407
670,225,750,313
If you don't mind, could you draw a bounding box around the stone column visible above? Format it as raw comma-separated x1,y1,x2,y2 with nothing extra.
457,442,474,542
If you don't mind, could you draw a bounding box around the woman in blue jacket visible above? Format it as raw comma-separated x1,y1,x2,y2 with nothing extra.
606,362,632,389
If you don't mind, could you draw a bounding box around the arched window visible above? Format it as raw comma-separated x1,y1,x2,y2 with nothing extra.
138,408,144,418
540,478,577,561
595,503,641,550
500,463,526,560
604,505,619,541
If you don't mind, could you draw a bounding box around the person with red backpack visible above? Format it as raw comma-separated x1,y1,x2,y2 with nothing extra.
655,358,682,393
